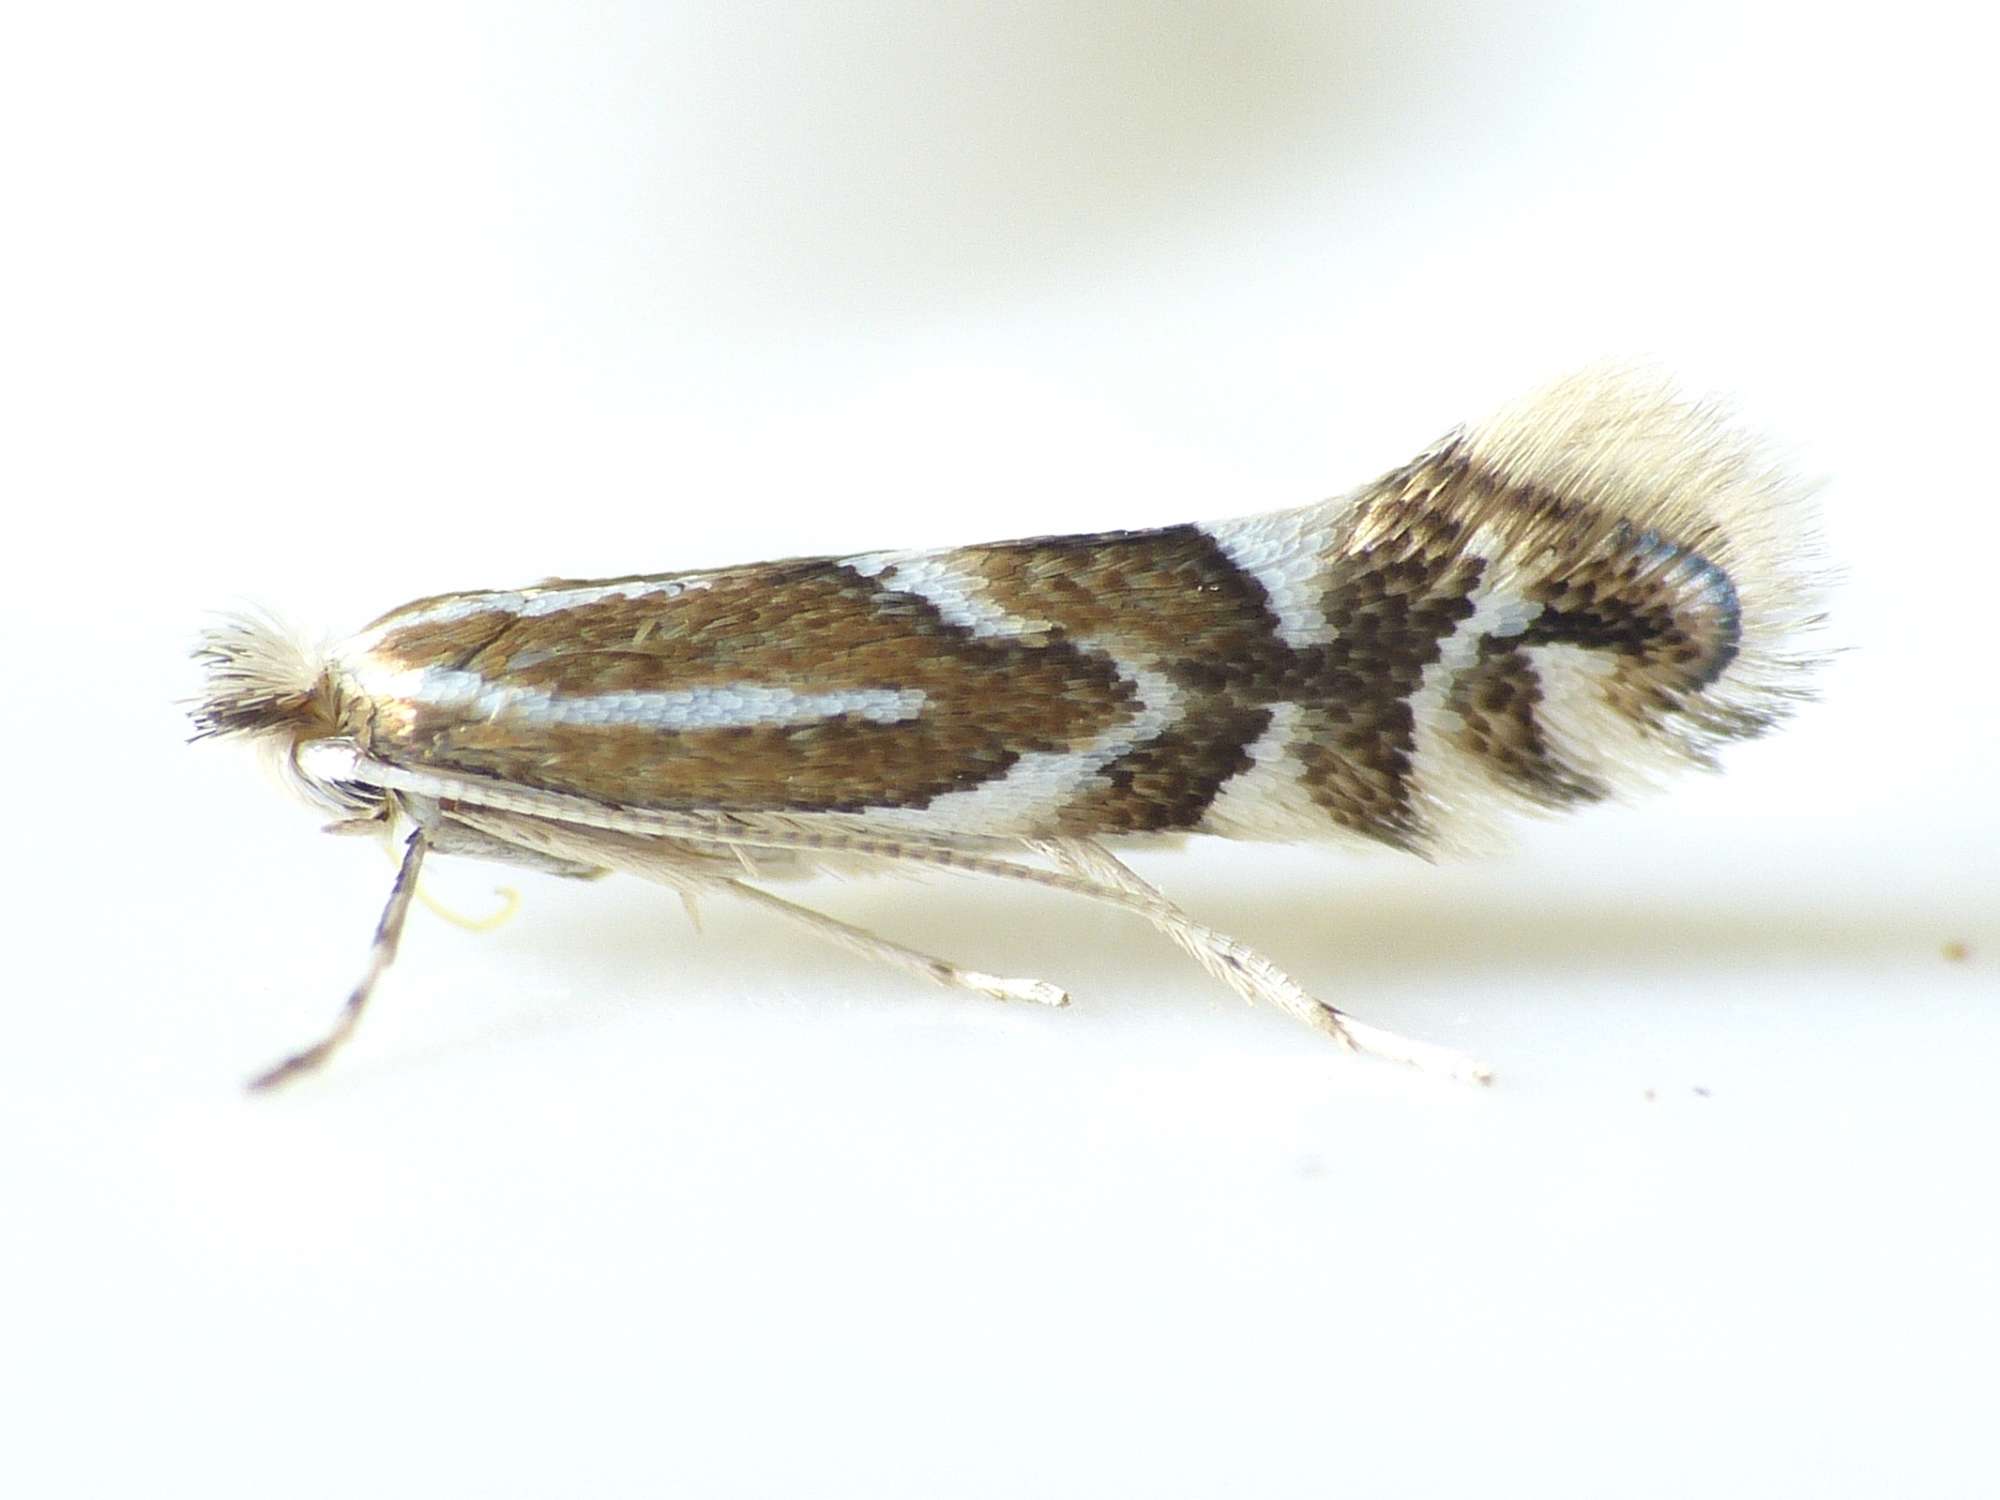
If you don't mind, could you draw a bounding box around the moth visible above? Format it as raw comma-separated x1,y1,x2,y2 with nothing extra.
192,370,1824,1089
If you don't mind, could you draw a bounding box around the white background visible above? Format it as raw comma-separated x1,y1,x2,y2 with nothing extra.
5,3,1996,1495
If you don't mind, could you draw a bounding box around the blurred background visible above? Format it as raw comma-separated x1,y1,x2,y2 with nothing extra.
4,3,1994,1495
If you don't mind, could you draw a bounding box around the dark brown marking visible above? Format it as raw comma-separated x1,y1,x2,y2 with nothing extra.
1288,499,1484,849
1514,525,1743,720
957,526,1297,832
364,608,517,672
345,450,1765,847
964,526,1293,687
367,530,1308,832
1072,705,1276,832
1447,643,1608,806
358,562,1138,814
1309,445,1760,832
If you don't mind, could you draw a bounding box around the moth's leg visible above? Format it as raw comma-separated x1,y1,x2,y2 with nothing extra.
439,804,1483,1081
419,811,607,879
1034,838,1492,1085
445,805,1071,1010
248,830,429,1092
714,877,1070,1009
1032,836,1318,1019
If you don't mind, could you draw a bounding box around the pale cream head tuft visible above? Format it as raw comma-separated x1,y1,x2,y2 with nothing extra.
191,611,381,818
190,610,335,742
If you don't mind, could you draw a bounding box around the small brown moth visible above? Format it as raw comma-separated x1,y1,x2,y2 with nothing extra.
193,370,1824,1089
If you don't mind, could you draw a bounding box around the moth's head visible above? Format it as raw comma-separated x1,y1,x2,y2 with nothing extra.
190,612,386,820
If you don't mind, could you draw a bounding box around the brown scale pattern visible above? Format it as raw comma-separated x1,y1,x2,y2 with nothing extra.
958,526,1293,832
1513,525,1742,725
959,526,1290,677
1446,507,1746,794
1289,504,1484,849
358,562,1138,813
1345,450,1747,825
1446,644,1608,806
1065,704,1276,832
350,472,1753,842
